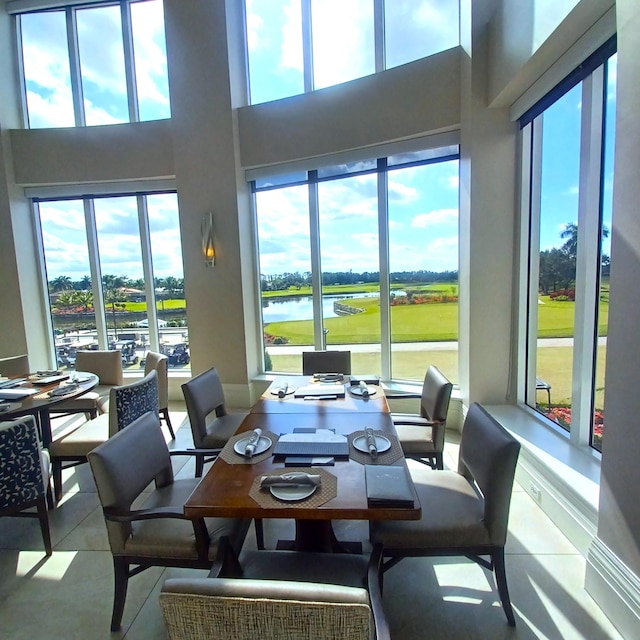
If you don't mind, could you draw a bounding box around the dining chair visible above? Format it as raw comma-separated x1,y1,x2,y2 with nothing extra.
50,349,124,419
302,350,352,375
88,410,251,632
386,365,453,469
160,545,389,640
0,415,53,555
369,403,521,626
181,367,247,477
49,370,159,501
0,354,30,377
143,350,175,438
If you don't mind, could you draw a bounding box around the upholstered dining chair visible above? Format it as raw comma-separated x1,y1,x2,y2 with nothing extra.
0,415,53,555
50,349,124,419
49,370,159,501
302,350,352,375
160,545,389,640
88,410,250,632
370,403,521,626
181,367,247,477
386,365,453,469
144,350,175,438
0,354,30,377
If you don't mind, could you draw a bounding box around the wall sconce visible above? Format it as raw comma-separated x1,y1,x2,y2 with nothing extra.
202,212,216,267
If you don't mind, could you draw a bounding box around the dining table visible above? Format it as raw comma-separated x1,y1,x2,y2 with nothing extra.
184,375,421,553
0,371,99,448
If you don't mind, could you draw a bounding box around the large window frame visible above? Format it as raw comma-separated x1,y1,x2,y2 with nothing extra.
11,0,169,128
518,37,616,451
250,135,460,382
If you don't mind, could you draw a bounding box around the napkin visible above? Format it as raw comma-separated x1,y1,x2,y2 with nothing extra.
244,428,263,458
49,384,79,397
260,473,322,488
364,427,378,459
277,382,289,398
359,380,370,398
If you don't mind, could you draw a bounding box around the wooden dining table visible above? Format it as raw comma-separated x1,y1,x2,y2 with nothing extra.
184,375,421,552
0,372,99,448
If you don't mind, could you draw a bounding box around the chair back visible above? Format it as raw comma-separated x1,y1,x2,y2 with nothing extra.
0,416,47,509
420,365,452,422
302,350,352,375
0,354,30,377
182,368,227,448
88,411,172,552
160,577,374,640
144,351,169,410
108,370,159,436
458,403,521,546
75,350,124,386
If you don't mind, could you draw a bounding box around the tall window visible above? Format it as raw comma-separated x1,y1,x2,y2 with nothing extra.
519,40,616,452
254,143,459,382
37,192,188,370
245,0,460,105
17,0,170,128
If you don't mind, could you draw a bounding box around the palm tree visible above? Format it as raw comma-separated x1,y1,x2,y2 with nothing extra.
560,222,610,261
49,275,73,292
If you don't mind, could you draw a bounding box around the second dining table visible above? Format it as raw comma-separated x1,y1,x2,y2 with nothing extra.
184,374,421,553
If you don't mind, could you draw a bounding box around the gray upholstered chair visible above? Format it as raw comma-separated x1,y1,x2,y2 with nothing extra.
144,350,174,438
302,350,352,375
49,370,159,501
88,410,250,632
181,367,247,477
387,365,453,469
370,403,521,626
0,354,30,377
50,349,124,419
160,545,389,640
0,415,53,555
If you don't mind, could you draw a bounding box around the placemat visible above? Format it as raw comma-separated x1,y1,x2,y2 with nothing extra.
348,430,404,465
249,467,337,509
33,385,81,401
219,430,279,465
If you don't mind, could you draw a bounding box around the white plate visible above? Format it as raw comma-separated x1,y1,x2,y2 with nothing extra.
352,434,391,454
350,385,377,397
269,476,318,502
233,435,272,456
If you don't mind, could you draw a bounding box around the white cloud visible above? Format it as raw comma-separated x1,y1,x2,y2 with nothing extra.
281,0,303,71
411,208,458,228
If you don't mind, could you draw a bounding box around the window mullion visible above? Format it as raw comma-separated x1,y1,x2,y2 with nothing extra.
308,173,324,348
137,195,158,350
84,200,107,348
570,69,605,447
374,0,385,73
301,0,314,92
120,0,139,122
378,161,390,379
66,7,85,126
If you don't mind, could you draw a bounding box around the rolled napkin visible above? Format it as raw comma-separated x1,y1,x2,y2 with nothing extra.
244,428,263,458
359,380,370,398
49,383,79,397
277,382,289,398
364,427,378,459
260,473,322,488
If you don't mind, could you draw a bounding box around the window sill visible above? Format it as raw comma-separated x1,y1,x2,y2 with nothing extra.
484,403,600,555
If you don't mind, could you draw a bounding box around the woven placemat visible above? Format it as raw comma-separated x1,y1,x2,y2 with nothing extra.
249,467,337,509
219,430,279,465
348,430,404,465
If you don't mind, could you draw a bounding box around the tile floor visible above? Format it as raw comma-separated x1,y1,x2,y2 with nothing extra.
0,404,626,639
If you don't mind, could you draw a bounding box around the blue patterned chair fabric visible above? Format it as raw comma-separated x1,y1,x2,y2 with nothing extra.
0,416,45,509
111,370,159,435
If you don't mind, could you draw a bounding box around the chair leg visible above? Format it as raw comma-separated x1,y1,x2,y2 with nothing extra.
36,497,52,556
254,518,265,550
433,452,444,470
195,454,204,478
111,556,129,632
46,481,55,510
52,460,63,502
161,408,175,439
493,548,516,626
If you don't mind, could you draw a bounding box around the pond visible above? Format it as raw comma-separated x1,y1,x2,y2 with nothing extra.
261,292,385,323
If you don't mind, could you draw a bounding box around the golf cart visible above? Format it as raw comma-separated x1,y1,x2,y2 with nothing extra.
111,340,139,366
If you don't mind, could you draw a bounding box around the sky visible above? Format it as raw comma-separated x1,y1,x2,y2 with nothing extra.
20,0,615,281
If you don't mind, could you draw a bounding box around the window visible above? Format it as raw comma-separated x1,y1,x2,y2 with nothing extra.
245,0,460,105
253,143,459,382
17,0,170,128
519,39,616,451
36,192,189,370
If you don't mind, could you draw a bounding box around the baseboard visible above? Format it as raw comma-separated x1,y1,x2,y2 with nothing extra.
586,537,640,639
